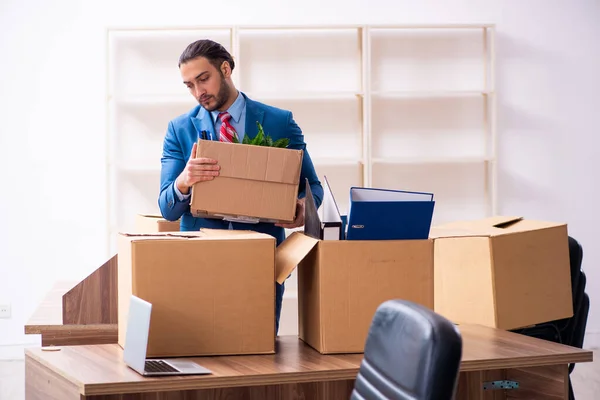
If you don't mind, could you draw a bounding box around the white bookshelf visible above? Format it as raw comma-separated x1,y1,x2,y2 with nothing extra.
106,24,496,256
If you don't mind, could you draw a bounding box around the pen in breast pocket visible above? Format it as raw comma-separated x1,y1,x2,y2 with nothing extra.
200,130,208,140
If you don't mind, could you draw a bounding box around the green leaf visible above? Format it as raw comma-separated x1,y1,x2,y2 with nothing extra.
273,138,290,148
251,121,264,146
256,120,265,135
244,122,289,148
231,131,239,143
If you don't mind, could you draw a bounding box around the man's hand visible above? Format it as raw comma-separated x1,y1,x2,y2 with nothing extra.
176,142,220,195
276,198,306,229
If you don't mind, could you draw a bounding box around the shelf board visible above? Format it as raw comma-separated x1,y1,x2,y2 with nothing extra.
369,23,495,30
109,91,493,103
372,156,494,165
371,90,494,98
109,92,364,104
108,94,194,106
111,157,363,172
107,24,494,32
246,92,363,101
312,158,363,166
108,27,231,35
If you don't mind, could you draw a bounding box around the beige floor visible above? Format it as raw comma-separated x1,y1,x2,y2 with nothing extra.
1,352,598,399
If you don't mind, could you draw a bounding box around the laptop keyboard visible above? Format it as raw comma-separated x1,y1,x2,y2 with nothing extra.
145,360,179,373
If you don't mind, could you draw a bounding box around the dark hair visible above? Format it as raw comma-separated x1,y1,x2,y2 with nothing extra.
178,39,235,71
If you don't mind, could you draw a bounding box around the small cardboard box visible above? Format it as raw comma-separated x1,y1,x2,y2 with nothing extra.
117,229,276,357
135,214,180,232
276,232,434,354
190,140,303,224
430,216,573,330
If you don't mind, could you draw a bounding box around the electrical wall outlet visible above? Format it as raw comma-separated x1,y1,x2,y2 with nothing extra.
0,304,11,318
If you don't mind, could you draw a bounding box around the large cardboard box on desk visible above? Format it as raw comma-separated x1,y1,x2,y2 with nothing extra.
190,140,303,224
430,216,573,330
135,214,180,232
117,229,276,357
276,232,434,354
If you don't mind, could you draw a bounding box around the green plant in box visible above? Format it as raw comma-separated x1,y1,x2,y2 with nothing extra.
231,121,290,148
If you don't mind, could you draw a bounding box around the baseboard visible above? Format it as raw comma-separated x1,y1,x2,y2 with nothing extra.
0,342,40,360
583,330,600,349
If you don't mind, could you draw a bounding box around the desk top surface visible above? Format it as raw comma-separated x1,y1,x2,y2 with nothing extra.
25,280,78,333
25,324,593,396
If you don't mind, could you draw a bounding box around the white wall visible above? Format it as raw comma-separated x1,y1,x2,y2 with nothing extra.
1,0,599,358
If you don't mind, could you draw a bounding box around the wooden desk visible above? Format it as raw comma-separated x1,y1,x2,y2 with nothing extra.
24,280,118,346
25,324,592,400
25,257,118,346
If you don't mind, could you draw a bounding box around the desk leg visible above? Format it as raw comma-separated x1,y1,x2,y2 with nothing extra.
456,364,568,400
25,356,81,400
81,380,356,399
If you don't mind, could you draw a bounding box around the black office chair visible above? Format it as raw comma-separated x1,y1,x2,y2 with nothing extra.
351,299,463,400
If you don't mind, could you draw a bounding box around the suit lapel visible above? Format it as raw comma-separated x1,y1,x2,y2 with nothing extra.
244,94,264,141
191,107,217,141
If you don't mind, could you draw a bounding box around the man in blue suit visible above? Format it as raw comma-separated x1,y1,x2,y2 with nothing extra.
158,39,324,334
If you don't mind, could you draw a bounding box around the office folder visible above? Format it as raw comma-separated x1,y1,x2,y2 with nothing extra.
304,176,343,240
346,187,435,241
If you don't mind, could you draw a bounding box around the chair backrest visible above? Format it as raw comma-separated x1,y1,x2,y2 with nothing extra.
351,299,462,400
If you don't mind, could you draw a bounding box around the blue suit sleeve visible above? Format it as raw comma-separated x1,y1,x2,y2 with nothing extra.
286,112,324,209
158,121,191,221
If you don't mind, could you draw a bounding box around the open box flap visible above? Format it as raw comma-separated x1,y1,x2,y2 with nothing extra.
434,216,522,230
119,229,273,241
485,216,524,228
275,232,319,284
137,214,165,219
430,216,525,238
446,216,565,236
431,216,565,238
119,231,205,239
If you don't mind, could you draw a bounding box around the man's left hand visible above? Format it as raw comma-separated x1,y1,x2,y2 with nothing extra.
275,198,306,229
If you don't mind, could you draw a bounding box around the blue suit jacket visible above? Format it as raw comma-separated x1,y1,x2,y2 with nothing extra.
158,92,324,245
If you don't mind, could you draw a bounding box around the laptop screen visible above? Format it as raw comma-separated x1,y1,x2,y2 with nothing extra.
123,295,153,374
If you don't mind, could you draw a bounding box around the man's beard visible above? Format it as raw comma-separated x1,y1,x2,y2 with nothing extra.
203,75,230,111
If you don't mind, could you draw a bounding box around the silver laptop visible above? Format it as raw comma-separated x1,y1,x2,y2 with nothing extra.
123,295,212,376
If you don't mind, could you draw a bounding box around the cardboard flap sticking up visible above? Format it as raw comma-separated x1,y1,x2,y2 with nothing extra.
275,232,319,284
431,216,566,239
119,229,273,241
488,216,524,228
119,232,205,239
465,216,565,235
430,216,524,238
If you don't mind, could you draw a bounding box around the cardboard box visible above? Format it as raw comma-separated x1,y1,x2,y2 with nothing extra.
276,232,434,354
117,229,276,357
430,216,573,330
190,140,303,224
135,214,180,232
